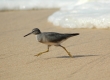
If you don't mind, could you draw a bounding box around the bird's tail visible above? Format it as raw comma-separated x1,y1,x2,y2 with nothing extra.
65,33,79,38
70,33,79,36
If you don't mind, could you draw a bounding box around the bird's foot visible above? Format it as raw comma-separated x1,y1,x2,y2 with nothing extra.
34,54,40,57
34,50,49,57
68,52,73,58
34,53,42,57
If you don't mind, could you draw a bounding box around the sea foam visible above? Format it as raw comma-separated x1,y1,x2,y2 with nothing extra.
48,0,110,29
0,0,76,10
1,0,110,29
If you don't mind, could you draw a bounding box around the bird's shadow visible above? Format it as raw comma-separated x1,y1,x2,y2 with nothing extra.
56,54,98,58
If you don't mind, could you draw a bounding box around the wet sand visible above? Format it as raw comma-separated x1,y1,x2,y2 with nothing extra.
0,9,110,80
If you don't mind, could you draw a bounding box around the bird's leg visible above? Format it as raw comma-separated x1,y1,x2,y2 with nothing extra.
59,45,73,57
35,45,50,57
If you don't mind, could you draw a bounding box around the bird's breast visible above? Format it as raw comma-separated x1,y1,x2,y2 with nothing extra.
37,34,43,42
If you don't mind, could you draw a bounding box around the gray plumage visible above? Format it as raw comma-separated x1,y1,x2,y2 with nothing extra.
24,28,79,57
37,32,79,45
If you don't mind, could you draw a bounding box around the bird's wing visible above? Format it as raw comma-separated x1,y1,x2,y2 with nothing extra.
43,32,67,43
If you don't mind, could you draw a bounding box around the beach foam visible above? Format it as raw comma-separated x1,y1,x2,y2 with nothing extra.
0,0,76,10
48,0,110,29
1,0,110,29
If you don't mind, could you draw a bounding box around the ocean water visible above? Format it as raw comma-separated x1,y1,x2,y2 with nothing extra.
1,0,110,29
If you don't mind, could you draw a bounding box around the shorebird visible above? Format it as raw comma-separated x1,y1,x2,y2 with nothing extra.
24,28,79,57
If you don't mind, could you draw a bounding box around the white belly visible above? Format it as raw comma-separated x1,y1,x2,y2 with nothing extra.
43,42,60,46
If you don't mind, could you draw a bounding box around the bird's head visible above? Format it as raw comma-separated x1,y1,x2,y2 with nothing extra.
24,28,41,37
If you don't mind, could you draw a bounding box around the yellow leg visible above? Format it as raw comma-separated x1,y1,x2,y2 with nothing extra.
35,45,50,57
60,45,73,58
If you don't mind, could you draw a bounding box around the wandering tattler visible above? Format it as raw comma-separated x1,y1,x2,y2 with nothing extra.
24,28,79,57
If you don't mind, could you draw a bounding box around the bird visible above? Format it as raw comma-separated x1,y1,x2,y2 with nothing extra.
24,28,79,57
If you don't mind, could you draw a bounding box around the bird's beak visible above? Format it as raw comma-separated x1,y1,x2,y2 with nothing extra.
24,32,33,37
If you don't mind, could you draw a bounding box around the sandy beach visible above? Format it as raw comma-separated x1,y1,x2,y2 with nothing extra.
0,9,110,80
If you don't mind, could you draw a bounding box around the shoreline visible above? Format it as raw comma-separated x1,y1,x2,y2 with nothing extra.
0,9,110,80
0,8,59,12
